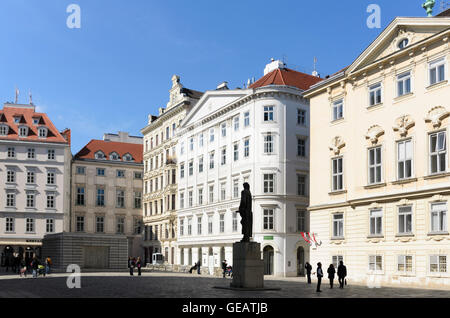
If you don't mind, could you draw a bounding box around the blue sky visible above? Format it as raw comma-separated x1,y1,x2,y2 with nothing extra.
0,0,434,153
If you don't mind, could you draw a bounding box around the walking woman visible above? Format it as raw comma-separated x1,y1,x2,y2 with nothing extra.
136,257,142,276
327,264,336,289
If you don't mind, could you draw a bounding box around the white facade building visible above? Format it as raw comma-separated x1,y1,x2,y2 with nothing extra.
0,102,71,262
175,61,322,277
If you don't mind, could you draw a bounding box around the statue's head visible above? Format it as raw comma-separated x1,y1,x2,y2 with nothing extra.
243,182,250,190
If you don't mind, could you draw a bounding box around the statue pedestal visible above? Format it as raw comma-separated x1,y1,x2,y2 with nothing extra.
230,242,264,289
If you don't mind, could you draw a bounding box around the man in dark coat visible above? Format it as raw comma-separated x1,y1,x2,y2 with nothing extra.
327,264,336,289
221,260,227,278
316,262,323,292
337,261,347,289
305,262,312,284
197,260,201,274
238,183,252,242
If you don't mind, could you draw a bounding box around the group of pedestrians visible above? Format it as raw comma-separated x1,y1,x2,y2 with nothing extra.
2,254,52,278
305,261,347,292
221,260,232,278
128,256,142,276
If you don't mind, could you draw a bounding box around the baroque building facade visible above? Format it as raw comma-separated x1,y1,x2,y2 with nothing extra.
141,75,202,264
305,15,450,287
0,102,71,262
71,131,143,262
175,60,322,277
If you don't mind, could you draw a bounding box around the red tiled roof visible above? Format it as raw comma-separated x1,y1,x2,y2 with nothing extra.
0,104,69,144
249,67,323,90
74,139,143,164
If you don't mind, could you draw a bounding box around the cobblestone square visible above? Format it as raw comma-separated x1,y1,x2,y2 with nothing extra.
0,271,449,298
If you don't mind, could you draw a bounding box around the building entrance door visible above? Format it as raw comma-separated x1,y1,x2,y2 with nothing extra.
263,246,274,275
297,247,305,276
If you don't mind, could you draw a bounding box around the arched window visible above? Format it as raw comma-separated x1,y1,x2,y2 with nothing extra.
95,151,105,160
110,152,119,160
38,127,48,138
18,126,28,137
123,153,133,162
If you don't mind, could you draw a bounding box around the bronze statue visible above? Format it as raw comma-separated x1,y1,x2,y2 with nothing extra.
238,182,252,242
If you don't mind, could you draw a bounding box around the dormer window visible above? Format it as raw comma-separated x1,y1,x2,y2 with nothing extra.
110,152,120,161
123,154,133,162
33,117,40,125
95,151,106,160
14,117,20,124
18,126,28,137
0,125,8,136
38,127,48,138
398,38,409,50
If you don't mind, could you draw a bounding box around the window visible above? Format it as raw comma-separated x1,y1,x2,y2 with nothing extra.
166,127,170,140
96,188,105,206
117,217,125,234
47,171,55,184
6,193,15,207
199,133,204,147
369,83,382,106
209,128,215,142
188,191,193,207
370,209,383,236
263,209,274,230
297,174,307,196
398,140,413,180
398,206,413,234
209,185,214,203
220,183,226,201
116,190,125,208
297,138,306,157
6,217,14,233
76,187,85,206
180,163,185,178
208,215,213,234
368,146,382,184
263,106,274,122
198,156,204,173
430,131,446,174
429,58,446,86
27,171,35,184
332,256,344,269
48,149,55,160
189,137,194,151
234,116,239,131
198,188,203,205
180,192,185,209
369,255,383,271
26,218,35,233
332,157,344,191
233,180,239,198
76,166,86,175
398,255,413,273
97,168,105,176
134,192,142,209
7,147,15,158
116,170,125,178
6,170,15,183
197,216,202,235
76,216,85,232
187,218,192,236
398,38,409,49
220,214,225,233
134,172,142,179
263,174,274,193
209,152,215,169
232,212,238,232
47,194,55,209
27,148,35,159
397,71,412,96
233,143,239,161
19,126,28,137
431,203,447,233
180,142,185,155
26,193,35,208
430,255,447,273
333,214,344,238
172,123,176,137
221,148,226,165
96,216,105,233
0,125,8,136
179,219,184,236
297,210,306,232
46,219,54,233
264,133,274,154
297,109,306,125
221,123,226,137
241,138,249,158
244,112,250,127
332,99,343,121
110,152,119,160
38,128,47,138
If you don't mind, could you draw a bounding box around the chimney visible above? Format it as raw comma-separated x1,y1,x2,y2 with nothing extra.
264,58,285,75
61,128,71,146
216,82,229,90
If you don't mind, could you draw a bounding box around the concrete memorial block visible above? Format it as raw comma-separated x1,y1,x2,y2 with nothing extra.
230,242,264,289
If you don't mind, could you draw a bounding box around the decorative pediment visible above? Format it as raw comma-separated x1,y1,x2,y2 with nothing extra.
329,136,345,155
167,75,184,109
390,27,415,52
425,106,449,129
393,115,415,137
365,125,385,145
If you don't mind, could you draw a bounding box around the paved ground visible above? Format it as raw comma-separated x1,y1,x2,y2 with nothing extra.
0,271,449,298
